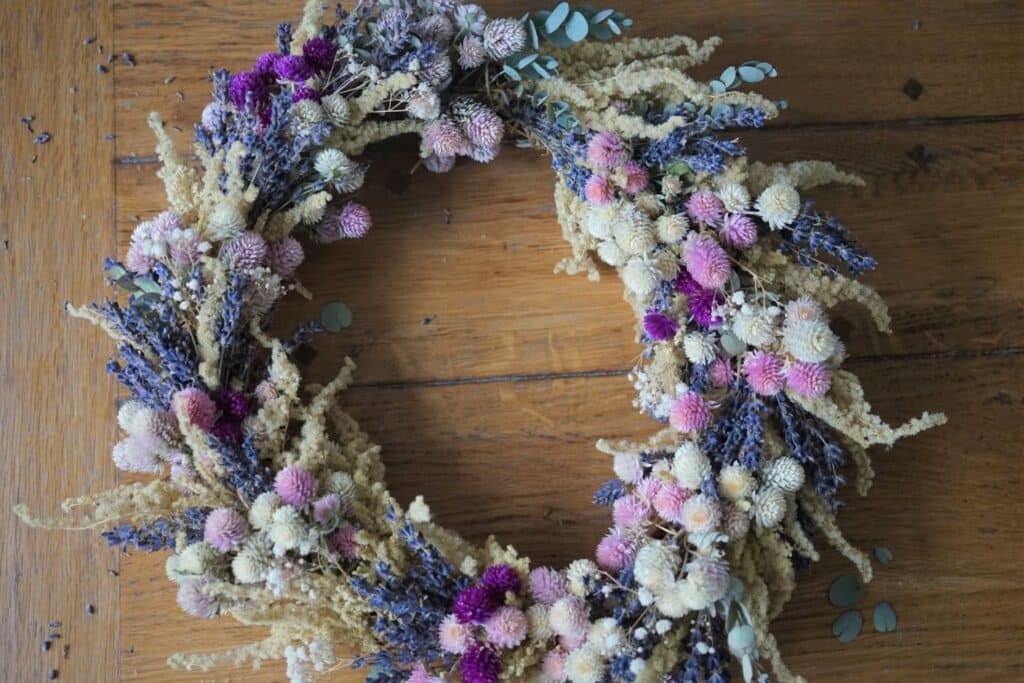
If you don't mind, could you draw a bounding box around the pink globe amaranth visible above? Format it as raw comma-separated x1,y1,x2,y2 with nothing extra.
584,175,614,206
719,213,759,249
635,475,664,504
542,649,569,682
463,106,504,149
425,153,456,173
669,392,712,433
327,524,361,559
274,466,318,507
786,360,832,397
743,351,786,396
424,118,470,157
267,236,304,276
586,131,628,169
684,232,731,289
595,528,635,572
124,243,155,274
528,566,567,605
685,190,725,224
204,507,249,551
708,357,735,388
622,160,649,195
483,606,528,649
171,388,218,432
339,201,373,238
221,231,268,269
653,482,691,524
460,641,502,683
612,495,651,528
438,613,474,654
312,493,341,524
177,579,217,618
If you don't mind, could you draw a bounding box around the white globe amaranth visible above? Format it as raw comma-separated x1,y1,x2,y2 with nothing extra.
633,540,681,591
672,442,711,489
683,332,717,365
621,257,659,298
783,319,838,363
596,240,629,267
718,463,755,502
249,491,281,530
752,486,787,528
762,456,806,493
716,181,751,212
654,212,689,242
755,182,801,229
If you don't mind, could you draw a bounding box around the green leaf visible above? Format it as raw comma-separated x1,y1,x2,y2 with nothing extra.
565,11,590,41
544,2,570,33
502,64,521,81
621,17,634,27
737,65,765,83
665,161,689,176
516,53,538,69
832,610,863,643
720,65,737,88
589,21,612,40
727,624,755,653
134,277,162,294
526,18,540,49
873,602,897,632
606,17,621,35
828,574,865,608
106,265,127,280
321,301,353,332
544,27,574,49
874,546,894,565
531,62,551,79
709,79,726,94
720,330,747,356
592,8,616,23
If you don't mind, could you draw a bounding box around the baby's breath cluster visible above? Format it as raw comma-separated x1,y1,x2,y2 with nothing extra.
18,2,944,682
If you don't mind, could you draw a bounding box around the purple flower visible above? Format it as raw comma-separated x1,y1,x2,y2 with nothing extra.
274,55,313,82
643,311,678,341
453,586,497,624
215,389,251,420
676,271,723,328
480,564,520,596
253,51,280,77
460,642,501,683
210,420,243,443
291,86,320,103
229,71,268,110
302,37,337,71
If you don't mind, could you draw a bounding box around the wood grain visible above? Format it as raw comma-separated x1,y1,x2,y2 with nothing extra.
0,0,120,681
1,1,1022,682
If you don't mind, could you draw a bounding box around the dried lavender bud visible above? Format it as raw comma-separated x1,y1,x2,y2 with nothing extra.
33,132,50,144
96,64,108,74
83,36,96,45
162,76,175,84
106,53,115,64
121,52,136,66
41,640,51,652
47,621,60,629
85,604,95,615
48,670,59,680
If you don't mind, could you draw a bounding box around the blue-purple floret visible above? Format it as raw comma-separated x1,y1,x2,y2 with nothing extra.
594,479,626,506
210,434,274,503
102,507,208,553
778,200,878,276
701,381,765,471
774,393,847,508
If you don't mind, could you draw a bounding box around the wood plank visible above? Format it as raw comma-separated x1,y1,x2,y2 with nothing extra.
113,121,1024,384
0,0,120,681
109,0,1024,156
118,354,1023,681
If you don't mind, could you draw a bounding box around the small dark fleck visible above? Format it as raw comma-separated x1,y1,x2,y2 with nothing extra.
62,645,69,659
48,670,59,680
33,132,51,144
108,569,119,577
902,77,923,100
104,134,114,141
130,214,140,222
42,640,51,652
20,115,34,133
422,315,436,325
48,621,60,629
121,52,136,66
172,125,183,132
175,91,185,100
96,44,102,53
96,64,108,74
443,208,451,224
907,143,935,169
3,240,9,250
85,604,95,616
163,76,176,85
106,53,116,65
31,154,38,164
83,36,97,45
912,18,922,31
47,633,60,640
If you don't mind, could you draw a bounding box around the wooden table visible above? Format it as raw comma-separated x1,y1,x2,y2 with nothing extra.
2,1,1021,680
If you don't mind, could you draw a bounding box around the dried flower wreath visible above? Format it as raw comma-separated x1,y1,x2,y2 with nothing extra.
17,1,947,682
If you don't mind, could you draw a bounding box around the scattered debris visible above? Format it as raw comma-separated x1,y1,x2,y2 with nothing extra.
422,315,437,325
42,640,51,652
96,64,108,74
33,132,51,144
20,114,34,132
48,621,60,629
163,76,176,84
172,125,183,132
108,569,119,577
907,143,935,169
902,77,923,100
121,52,136,66
106,53,116,65
2,240,8,250
104,134,115,141
47,632,60,640
48,670,59,680
443,208,451,224
175,91,185,100
85,604,95,616
31,154,38,164
129,214,140,222
912,18,922,31
62,645,70,659
83,36,97,45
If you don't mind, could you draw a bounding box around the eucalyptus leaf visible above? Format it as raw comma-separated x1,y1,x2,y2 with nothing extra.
874,546,894,565
737,65,765,83
710,103,734,118
720,330,747,356
727,624,755,653
589,21,612,40
526,19,540,49
832,610,863,643
134,277,162,294
741,655,754,682
545,27,574,49
873,602,897,632
665,161,689,176
106,265,127,280
828,574,865,608
621,17,634,27
565,11,590,41
531,62,551,78
720,65,737,88
592,8,616,23
516,53,538,69
709,80,726,94
544,2,570,33
502,64,521,81
607,17,621,35
320,301,353,332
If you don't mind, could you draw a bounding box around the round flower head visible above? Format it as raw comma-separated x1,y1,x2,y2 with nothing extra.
229,71,267,110
787,360,832,397
723,503,751,539
405,663,435,683
680,493,722,534
756,183,801,229
719,213,759,248
763,456,807,493
784,295,824,325
622,160,649,195
612,495,651,528
484,606,528,648
642,311,678,342
321,92,350,126
481,563,521,596
672,442,711,490
124,243,154,274
425,153,456,173
732,308,775,347
708,357,735,388
669,392,711,433
274,54,313,82
337,201,373,239
210,420,242,444
460,641,501,683
302,37,337,71
683,332,717,365
583,175,614,206
458,35,487,69
685,190,724,224
312,493,341,524
743,351,786,396
171,388,218,432
453,585,497,624
267,237,304,276
252,51,279,76
214,389,250,421
612,452,643,484
684,232,731,289
327,524,361,558
424,117,470,157
416,15,456,43
462,107,504,150
542,649,569,682
274,466,318,507
232,548,269,584
176,579,217,618
439,613,474,654
204,507,249,551
564,646,605,683
565,558,598,596
595,528,635,571
291,86,320,103
685,557,731,603
483,18,527,60
635,475,663,504
753,487,787,528
718,463,756,501
586,132,628,169
652,483,691,524
783,319,837,363
548,596,589,639
528,567,567,604
633,541,680,591
716,181,751,212
112,435,163,474
221,231,267,269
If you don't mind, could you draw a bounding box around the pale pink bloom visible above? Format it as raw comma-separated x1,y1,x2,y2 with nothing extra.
743,351,786,396
669,392,711,433
786,360,832,397
584,175,614,205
